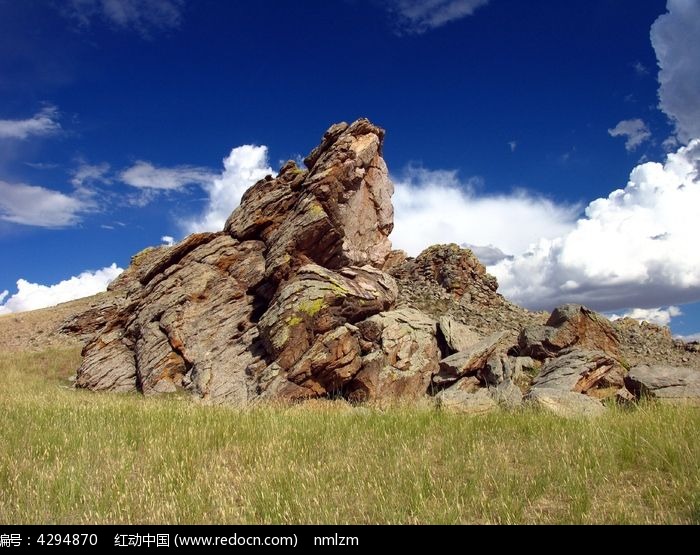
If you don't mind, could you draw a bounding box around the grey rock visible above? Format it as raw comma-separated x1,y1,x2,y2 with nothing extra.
347,308,439,401
526,388,606,417
437,315,481,353
433,331,508,385
436,385,498,414
489,380,522,408
625,365,700,404
532,348,626,397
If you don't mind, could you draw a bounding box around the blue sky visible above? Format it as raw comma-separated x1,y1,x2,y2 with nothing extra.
1,0,699,338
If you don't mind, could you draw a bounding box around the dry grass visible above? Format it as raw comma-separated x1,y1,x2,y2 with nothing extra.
1,348,699,524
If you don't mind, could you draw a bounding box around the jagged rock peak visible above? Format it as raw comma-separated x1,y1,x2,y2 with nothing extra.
225,118,394,284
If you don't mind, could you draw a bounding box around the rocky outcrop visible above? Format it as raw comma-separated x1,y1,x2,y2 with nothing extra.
519,304,620,359
73,119,448,406
625,365,700,405
66,118,699,413
225,119,393,286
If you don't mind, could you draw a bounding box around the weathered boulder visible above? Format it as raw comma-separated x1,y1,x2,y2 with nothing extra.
625,365,700,404
532,348,626,398
436,385,498,414
258,264,397,370
347,308,440,401
479,352,513,386
433,331,508,385
519,304,620,359
437,315,481,354
489,380,523,408
526,388,606,417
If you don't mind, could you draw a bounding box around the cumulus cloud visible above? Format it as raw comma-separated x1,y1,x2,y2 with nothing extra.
608,305,682,326
679,332,700,342
0,106,61,140
0,181,93,227
184,145,272,234
651,0,700,143
387,0,489,34
161,235,174,246
64,0,184,37
390,166,579,257
120,161,214,190
608,118,651,151
491,139,700,311
0,264,123,315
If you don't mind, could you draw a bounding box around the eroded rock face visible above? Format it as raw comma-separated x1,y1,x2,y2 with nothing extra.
433,331,508,385
77,234,268,404
519,304,620,359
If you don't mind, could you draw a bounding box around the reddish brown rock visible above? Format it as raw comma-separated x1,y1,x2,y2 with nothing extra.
227,119,394,286
519,304,620,359
76,234,269,404
391,243,499,304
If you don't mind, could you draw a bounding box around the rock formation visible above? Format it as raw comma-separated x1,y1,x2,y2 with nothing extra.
67,118,700,414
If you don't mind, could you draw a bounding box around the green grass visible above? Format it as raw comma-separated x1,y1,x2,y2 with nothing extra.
1,348,699,524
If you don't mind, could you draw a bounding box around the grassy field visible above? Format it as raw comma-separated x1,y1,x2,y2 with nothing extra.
1,348,699,524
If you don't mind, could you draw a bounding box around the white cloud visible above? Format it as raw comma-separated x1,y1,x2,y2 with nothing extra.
0,181,93,227
388,0,489,34
508,141,517,152
184,145,272,234
120,161,215,190
678,332,700,342
161,235,174,246
390,166,579,258
71,162,111,187
651,0,700,143
0,264,123,315
65,0,184,37
608,118,651,151
491,139,700,311
0,106,61,140
609,305,681,327
0,291,7,305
